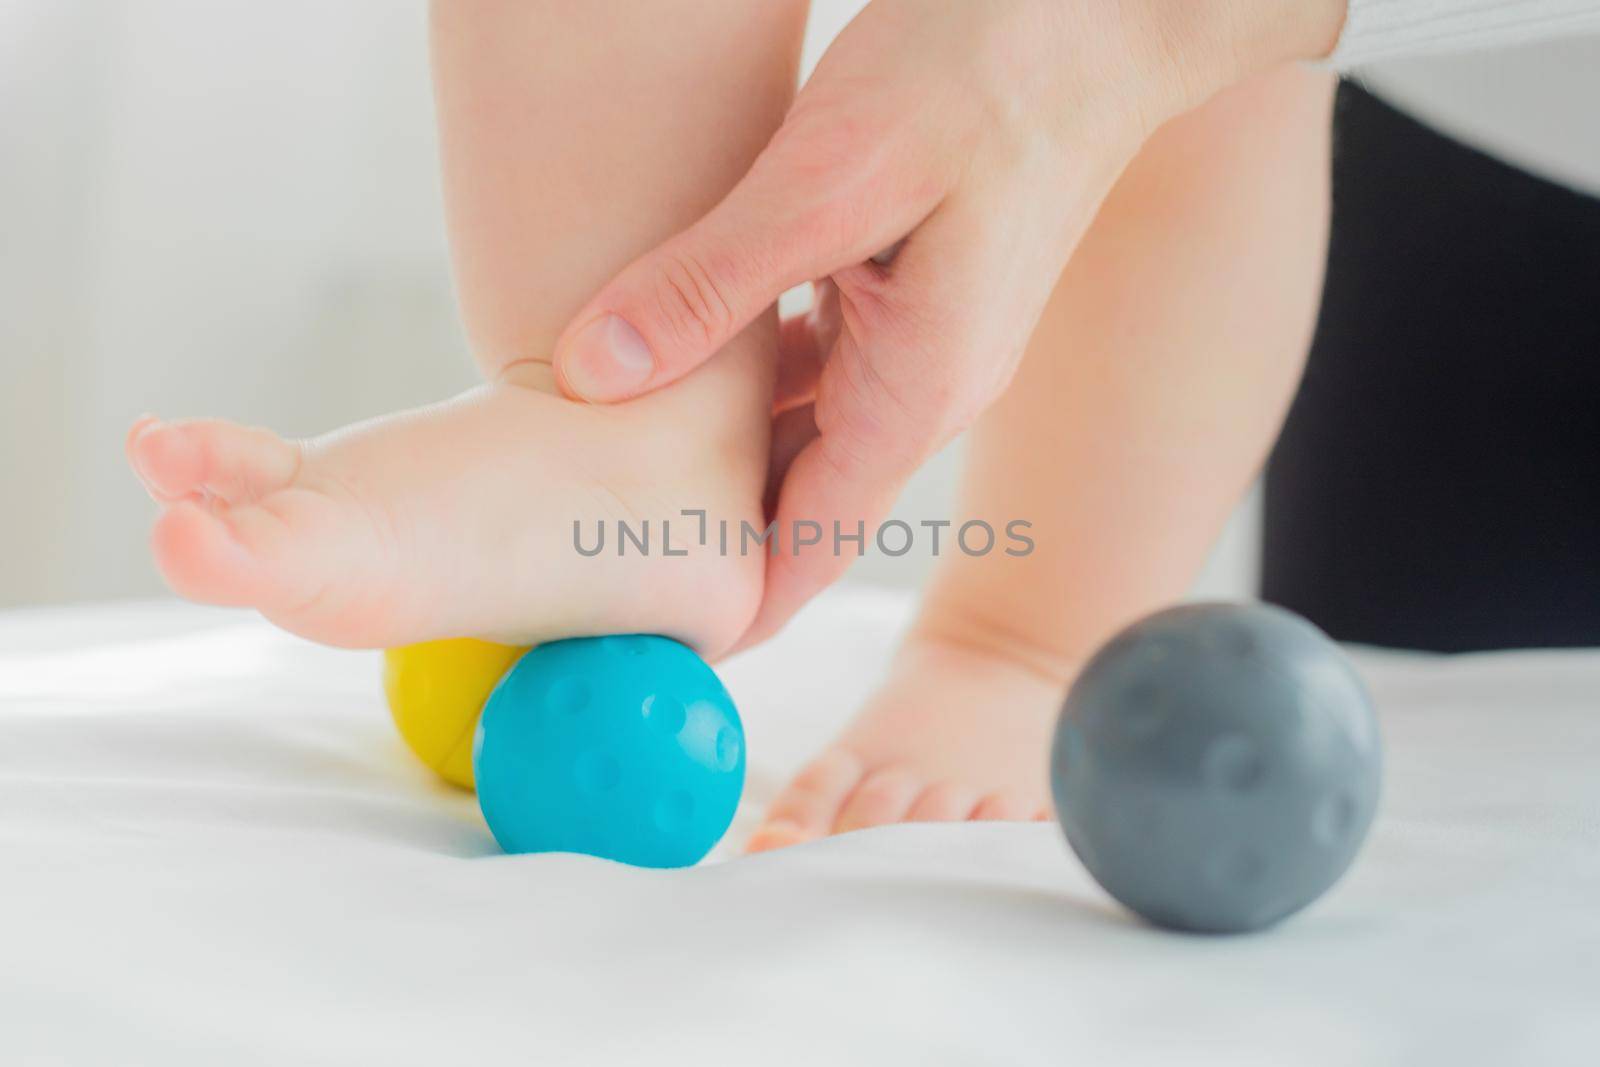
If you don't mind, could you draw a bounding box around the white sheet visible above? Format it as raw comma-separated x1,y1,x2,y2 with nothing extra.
2,590,1597,1066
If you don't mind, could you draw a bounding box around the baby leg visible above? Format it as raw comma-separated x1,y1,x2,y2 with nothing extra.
127,0,807,653
749,65,1339,849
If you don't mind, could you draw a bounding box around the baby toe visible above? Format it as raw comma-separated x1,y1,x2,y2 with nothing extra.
971,790,1038,822
128,418,203,502
151,491,326,613
744,821,812,854
150,501,267,607
746,749,865,853
833,766,921,835
906,782,982,823
131,418,300,506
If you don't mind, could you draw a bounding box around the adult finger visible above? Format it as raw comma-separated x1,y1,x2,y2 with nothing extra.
766,402,819,514
553,117,939,403
737,201,1034,648
774,279,841,413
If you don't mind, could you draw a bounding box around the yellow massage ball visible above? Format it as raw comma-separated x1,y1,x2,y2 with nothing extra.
382,638,529,789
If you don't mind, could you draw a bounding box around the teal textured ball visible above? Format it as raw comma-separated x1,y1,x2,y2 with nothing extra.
473,635,745,868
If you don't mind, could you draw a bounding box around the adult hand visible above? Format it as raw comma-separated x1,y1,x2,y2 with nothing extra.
552,0,1344,644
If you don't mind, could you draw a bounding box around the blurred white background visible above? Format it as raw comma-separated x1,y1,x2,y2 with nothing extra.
0,0,1256,611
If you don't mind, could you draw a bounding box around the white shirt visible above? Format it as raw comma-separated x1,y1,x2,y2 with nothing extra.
1332,1,1600,197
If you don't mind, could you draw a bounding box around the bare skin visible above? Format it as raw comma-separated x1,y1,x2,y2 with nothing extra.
747,64,1337,850
550,0,1346,645
126,0,807,656
127,6,1334,846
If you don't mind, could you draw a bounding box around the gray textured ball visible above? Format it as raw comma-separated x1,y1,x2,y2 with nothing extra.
1052,602,1381,934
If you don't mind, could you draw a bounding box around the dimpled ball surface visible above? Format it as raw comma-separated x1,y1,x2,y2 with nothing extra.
383,639,529,789
474,635,745,868
1052,602,1381,934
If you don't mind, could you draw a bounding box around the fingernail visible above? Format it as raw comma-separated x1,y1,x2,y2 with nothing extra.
561,314,654,401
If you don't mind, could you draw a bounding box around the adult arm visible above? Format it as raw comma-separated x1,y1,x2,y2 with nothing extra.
551,0,1600,643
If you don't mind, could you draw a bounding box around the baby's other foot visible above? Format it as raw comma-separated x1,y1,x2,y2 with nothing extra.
125,363,768,655
747,623,1064,851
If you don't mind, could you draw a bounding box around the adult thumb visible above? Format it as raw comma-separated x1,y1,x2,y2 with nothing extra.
552,130,924,403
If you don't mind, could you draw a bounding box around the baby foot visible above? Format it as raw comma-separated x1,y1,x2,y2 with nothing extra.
746,623,1064,851
125,361,769,655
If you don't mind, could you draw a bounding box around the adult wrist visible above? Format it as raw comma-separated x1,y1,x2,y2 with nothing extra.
1131,0,1348,112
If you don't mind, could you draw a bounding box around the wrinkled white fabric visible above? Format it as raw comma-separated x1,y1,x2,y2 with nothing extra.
1333,0,1600,65
1,590,1597,1066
